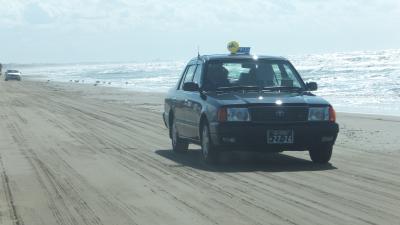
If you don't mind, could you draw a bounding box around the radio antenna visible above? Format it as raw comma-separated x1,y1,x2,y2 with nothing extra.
197,45,201,59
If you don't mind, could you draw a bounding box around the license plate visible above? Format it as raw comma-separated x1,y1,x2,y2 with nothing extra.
267,130,294,144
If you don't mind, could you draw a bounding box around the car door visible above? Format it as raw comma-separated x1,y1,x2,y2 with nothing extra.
175,63,197,137
184,62,204,139
171,65,188,132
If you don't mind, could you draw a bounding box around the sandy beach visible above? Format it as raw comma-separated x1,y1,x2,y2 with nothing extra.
0,79,399,225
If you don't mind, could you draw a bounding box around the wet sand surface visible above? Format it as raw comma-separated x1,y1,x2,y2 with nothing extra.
0,80,399,225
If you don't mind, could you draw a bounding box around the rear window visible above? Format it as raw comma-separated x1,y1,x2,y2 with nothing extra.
203,60,304,90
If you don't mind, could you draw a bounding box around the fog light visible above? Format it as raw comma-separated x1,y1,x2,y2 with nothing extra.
222,137,236,143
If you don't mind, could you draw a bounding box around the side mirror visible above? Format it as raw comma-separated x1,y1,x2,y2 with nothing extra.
306,82,318,91
182,82,199,92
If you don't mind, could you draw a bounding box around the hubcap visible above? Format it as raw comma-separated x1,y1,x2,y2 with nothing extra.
202,128,209,158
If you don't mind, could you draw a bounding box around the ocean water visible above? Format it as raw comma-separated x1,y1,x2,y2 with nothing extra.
5,49,400,116
290,49,400,116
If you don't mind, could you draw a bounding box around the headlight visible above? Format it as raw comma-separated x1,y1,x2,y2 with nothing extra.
308,107,329,121
218,107,251,122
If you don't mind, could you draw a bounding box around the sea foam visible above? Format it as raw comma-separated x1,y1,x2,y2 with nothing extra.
8,49,400,116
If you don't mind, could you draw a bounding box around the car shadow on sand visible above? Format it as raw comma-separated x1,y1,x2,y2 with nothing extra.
155,149,337,172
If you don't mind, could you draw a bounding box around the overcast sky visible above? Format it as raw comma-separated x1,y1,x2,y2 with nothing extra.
1,0,399,63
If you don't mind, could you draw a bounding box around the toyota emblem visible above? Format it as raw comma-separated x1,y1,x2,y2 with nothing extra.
275,110,285,119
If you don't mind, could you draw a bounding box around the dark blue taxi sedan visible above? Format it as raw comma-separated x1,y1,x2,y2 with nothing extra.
163,52,339,164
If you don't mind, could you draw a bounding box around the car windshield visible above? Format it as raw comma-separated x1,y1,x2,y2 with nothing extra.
8,70,19,73
203,60,305,91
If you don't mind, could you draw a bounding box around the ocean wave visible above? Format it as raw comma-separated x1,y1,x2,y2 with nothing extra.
4,49,400,116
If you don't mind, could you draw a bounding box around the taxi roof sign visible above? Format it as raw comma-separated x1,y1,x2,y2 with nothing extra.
227,41,240,54
227,41,251,55
237,47,251,54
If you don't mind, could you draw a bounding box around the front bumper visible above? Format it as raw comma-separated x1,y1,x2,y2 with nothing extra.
209,121,339,152
6,75,20,80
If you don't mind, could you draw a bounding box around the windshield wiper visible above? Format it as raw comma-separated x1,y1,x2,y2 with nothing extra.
216,85,262,92
262,86,305,92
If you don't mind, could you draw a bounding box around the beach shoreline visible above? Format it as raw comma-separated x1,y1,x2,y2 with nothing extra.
9,47,400,116
38,78,400,118
0,79,399,225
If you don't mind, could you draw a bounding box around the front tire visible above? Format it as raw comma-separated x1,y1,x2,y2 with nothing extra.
171,117,188,153
309,144,333,163
201,123,220,164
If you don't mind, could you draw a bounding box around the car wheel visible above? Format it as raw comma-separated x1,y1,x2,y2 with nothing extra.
4,79,7,81
201,123,220,164
309,144,333,163
171,117,188,153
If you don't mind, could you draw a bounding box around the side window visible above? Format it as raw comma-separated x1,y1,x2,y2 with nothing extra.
179,64,197,89
193,64,203,85
177,65,190,89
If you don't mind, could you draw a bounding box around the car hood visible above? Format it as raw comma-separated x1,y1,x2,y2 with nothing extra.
7,73,21,76
207,91,330,106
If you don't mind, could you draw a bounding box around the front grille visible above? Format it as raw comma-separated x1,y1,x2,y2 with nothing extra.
250,106,308,122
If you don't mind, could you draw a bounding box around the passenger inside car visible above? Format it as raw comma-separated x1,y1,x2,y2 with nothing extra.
204,63,230,90
238,68,257,86
255,64,277,87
